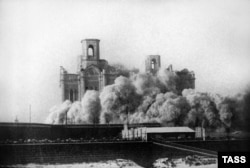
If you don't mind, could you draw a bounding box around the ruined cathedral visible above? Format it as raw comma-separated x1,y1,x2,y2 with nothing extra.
60,39,195,102
145,55,195,94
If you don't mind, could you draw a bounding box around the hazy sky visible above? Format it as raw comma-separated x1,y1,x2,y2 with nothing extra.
0,0,250,123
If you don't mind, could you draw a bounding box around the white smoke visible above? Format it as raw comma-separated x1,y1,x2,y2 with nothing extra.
45,67,247,131
81,90,101,124
100,76,141,124
45,90,100,124
131,73,160,96
45,100,72,124
157,68,178,92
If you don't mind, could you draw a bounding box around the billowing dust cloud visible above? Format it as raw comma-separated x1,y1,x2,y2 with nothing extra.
45,69,249,131
45,91,100,124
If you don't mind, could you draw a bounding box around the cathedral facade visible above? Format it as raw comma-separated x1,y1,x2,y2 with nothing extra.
60,39,118,102
60,39,195,102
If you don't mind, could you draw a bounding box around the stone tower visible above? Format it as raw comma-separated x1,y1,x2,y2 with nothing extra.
145,55,161,75
60,39,118,102
79,39,100,70
144,55,195,95
78,39,103,100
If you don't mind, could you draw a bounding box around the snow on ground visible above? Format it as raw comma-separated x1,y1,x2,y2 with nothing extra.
9,159,143,168
6,156,217,168
153,156,217,168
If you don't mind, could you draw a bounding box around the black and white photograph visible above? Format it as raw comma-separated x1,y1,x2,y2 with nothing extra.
0,0,250,167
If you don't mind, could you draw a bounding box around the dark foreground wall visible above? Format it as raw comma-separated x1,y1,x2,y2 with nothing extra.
174,139,250,152
0,122,160,141
0,142,213,167
0,142,154,167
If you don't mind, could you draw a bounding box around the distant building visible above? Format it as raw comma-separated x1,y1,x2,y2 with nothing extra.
146,127,195,140
60,39,195,102
121,126,195,141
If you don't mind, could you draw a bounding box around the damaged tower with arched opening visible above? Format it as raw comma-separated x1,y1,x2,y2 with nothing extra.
60,39,196,102
145,55,161,75
145,55,195,94
60,39,119,102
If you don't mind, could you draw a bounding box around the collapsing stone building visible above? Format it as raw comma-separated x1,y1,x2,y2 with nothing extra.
145,55,195,94
60,39,195,102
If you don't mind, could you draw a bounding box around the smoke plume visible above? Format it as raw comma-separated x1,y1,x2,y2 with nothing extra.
45,90,100,124
45,100,71,124
45,67,249,132
100,76,141,124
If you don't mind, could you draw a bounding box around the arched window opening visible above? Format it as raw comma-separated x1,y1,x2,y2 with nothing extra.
74,89,78,101
70,89,74,102
151,59,156,70
88,45,94,56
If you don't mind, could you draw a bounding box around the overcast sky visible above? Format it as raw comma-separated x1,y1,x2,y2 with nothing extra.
0,0,250,123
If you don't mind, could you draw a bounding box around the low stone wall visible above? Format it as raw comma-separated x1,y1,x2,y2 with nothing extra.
0,123,160,141
0,141,220,167
173,139,250,152
0,142,153,167
0,123,122,140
